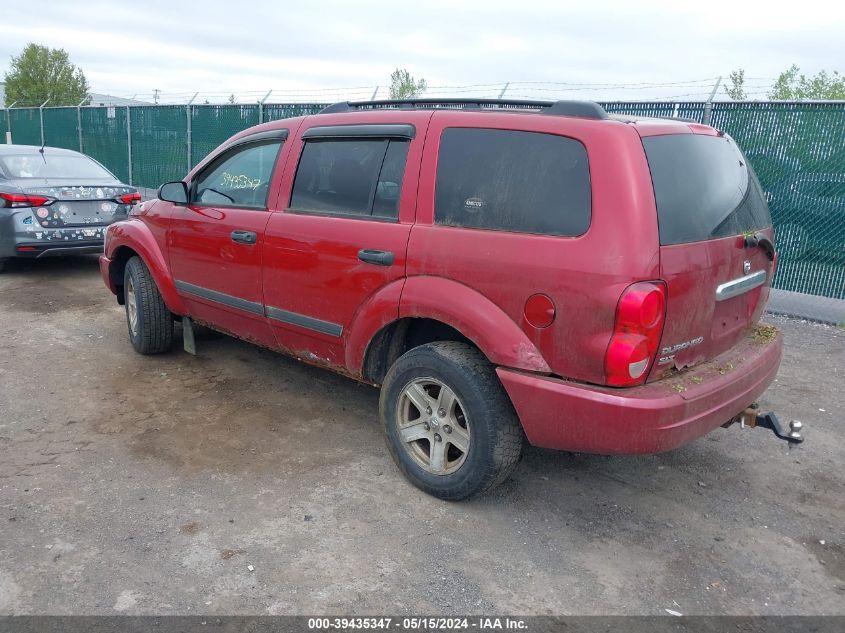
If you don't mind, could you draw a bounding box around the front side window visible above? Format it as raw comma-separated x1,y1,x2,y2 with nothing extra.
289,138,409,220
434,128,591,236
193,141,282,209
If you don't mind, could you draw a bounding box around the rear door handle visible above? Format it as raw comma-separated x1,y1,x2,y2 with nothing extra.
231,230,257,245
358,249,395,266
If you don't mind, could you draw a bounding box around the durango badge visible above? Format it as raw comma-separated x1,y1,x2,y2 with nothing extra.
658,336,705,364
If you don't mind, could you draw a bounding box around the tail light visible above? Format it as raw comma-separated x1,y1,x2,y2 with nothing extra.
605,281,667,387
0,192,54,208
118,192,142,205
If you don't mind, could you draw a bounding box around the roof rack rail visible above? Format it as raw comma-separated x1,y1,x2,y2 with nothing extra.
318,99,609,120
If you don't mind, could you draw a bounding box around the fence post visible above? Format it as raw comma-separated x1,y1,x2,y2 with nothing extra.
126,106,133,186
187,93,198,171
4,101,15,144
39,98,50,146
702,76,722,127
259,90,272,124
186,105,192,172
76,97,87,152
702,102,712,126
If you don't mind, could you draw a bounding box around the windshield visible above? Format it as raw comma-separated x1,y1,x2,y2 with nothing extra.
643,134,772,245
0,153,116,180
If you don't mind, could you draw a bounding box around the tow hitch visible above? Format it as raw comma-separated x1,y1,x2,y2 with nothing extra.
724,404,804,444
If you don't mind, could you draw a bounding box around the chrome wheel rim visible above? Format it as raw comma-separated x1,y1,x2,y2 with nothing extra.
396,377,470,475
126,276,138,336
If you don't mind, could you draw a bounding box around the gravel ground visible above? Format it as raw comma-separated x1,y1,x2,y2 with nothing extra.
0,255,843,615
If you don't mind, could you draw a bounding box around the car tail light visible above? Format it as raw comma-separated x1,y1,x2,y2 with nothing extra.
605,281,667,387
118,192,142,204
0,192,54,208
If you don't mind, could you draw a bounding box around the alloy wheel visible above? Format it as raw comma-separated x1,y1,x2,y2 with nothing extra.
396,377,471,475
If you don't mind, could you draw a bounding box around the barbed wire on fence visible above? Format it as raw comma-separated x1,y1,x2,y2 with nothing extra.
32,76,779,105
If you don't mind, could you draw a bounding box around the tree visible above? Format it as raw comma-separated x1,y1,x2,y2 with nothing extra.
769,65,845,100
724,68,746,100
227,93,237,104
389,68,427,100
3,43,89,106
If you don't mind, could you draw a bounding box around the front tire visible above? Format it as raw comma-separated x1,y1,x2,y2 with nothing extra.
123,256,173,354
380,342,524,500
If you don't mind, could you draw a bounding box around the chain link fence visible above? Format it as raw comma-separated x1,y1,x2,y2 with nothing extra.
1,100,843,299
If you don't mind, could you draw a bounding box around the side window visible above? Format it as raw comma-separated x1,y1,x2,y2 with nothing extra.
289,138,409,220
193,141,282,209
434,128,591,236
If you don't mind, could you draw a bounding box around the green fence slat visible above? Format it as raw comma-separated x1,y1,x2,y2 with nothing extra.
42,107,80,150
130,106,189,189
262,103,325,122
191,104,260,167
8,108,41,145
81,106,130,183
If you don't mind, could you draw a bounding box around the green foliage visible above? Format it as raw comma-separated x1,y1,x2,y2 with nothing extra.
725,69,746,100
389,68,427,100
769,65,845,100
3,43,89,106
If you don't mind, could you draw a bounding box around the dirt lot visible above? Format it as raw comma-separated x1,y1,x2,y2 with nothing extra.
0,256,843,615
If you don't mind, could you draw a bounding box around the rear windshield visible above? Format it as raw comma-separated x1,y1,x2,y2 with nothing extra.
0,153,115,180
642,134,771,245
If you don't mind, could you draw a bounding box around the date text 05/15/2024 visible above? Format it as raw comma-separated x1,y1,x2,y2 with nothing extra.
307,617,528,630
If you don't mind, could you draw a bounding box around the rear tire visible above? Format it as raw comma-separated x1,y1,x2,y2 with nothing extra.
0,259,6,273
124,256,173,354
380,341,524,500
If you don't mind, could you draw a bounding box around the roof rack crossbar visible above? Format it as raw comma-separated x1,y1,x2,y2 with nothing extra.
318,99,608,120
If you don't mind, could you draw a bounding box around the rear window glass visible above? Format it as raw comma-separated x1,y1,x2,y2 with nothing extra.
643,134,772,245
0,153,115,180
290,138,409,220
434,128,591,236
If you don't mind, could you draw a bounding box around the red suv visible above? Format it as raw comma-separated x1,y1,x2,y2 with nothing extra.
100,99,785,499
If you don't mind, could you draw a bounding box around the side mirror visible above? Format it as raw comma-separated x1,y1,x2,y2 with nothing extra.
158,181,188,205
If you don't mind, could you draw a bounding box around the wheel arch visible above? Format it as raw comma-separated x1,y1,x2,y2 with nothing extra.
351,276,551,384
105,221,186,315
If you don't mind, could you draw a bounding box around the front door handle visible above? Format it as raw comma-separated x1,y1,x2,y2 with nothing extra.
358,249,395,266
231,230,257,245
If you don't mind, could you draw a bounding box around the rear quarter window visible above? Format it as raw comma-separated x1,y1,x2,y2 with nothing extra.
434,128,591,236
643,134,772,245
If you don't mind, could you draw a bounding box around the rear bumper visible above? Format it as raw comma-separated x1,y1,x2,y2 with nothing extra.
498,328,783,454
14,241,104,258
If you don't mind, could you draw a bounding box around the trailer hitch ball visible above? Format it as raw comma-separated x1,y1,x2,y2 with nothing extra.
755,411,804,444
726,405,805,444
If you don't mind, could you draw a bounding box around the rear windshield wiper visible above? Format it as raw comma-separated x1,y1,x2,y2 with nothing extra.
743,232,775,261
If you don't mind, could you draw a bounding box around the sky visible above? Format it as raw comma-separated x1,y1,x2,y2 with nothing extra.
1,0,844,104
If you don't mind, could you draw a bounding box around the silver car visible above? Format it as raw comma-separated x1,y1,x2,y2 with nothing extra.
0,145,138,272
